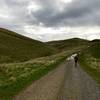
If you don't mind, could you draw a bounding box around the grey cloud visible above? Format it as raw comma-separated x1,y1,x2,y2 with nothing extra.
1,0,100,28
0,0,100,41
31,0,100,27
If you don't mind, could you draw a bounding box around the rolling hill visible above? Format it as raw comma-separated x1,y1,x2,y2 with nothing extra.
0,28,56,63
46,38,89,51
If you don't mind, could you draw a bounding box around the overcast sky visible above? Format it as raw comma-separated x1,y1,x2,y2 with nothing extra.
0,0,100,41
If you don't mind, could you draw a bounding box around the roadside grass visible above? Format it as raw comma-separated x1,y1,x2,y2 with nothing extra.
79,45,100,87
0,50,73,100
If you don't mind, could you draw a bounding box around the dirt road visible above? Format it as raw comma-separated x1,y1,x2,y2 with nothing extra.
14,59,100,100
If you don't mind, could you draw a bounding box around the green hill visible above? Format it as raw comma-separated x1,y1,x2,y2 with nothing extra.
0,28,56,63
47,38,89,51
82,40,100,60
90,39,100,43
89,42,100,59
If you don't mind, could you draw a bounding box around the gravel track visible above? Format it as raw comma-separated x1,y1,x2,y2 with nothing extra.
14,59,100,100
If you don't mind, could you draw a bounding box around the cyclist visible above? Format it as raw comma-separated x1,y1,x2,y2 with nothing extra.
74,54,78,67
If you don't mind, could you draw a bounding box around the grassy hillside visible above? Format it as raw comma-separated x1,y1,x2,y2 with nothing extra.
0,28,56,63
79,41,100,85
89,42,100,59
46,38,89,51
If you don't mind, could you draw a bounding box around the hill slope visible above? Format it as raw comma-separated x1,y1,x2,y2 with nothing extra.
0,28,56,63
47,38,89,51
89,41,100,59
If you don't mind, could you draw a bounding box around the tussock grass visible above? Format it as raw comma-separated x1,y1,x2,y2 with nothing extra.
0,51,73,100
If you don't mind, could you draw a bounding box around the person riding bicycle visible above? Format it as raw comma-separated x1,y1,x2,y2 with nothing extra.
74,54,78,67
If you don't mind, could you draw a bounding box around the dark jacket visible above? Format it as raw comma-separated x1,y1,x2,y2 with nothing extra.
74,56,78,62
